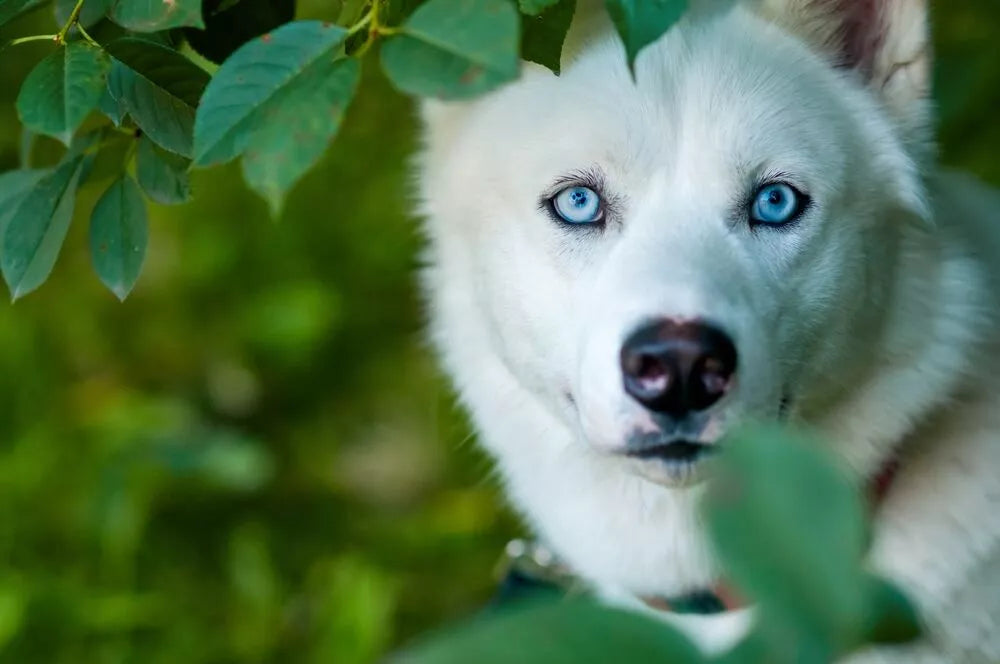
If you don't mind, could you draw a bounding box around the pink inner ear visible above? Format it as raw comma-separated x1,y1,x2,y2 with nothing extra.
829,0,884,77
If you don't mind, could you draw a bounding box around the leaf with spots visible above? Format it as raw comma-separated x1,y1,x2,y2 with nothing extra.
380,0,520,99
15,42,110,146
520,0,575,74
106,38,210,157
109,0,205,31
605,0,686,75
183,0,295,64
89,175,148,301
1,156,87,301
192,21,360,216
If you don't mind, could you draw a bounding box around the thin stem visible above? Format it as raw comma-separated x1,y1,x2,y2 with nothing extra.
347,11,373,35
76,22,100,47
56,0,87,45
2,34,58,51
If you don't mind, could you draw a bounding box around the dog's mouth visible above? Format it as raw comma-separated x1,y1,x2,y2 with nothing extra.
626,439,715,464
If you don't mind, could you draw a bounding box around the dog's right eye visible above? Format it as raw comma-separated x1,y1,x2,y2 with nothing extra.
551,186,604,225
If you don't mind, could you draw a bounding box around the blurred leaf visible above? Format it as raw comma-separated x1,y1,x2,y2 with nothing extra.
0,0,45,28
15,42,110,146
520,0,574,74
394,598,702,664
605,0,686,74
192,21,359,216
227,522,281,657
109,0,205,31
0,169,47,239
1,156,86,301
518,0,558,15
861,576,922,646
136,135,191,204
89,175,148,301
106,38,210,157
703,424,869,659
54,0,113,27
380,0,520,99
184,0,295,64
0,587,25,651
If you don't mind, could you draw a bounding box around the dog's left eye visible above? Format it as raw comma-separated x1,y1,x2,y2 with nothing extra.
750,183,806,226
551,186,603,225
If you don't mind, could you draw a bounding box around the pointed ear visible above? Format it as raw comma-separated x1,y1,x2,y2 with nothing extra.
757,0,929,126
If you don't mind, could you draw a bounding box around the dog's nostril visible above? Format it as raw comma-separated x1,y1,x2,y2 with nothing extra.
620,319,737,417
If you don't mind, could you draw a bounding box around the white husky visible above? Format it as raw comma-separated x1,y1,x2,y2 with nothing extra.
416,0,1000,660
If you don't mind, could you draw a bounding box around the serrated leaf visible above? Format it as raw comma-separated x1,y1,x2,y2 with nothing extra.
2,157,87,300
520,0,574,74
183,0,295,64
192,21,360,215
54,0,113,27
136,135,191,204
395,598,702,664
0,0,45,29
380,0,520,100
0,169,48,240
703,424,869,656
605,0,686,74
89,175,148,300
517,0,557,16
106,38,210,157
16,42,110,146
109,0,204,31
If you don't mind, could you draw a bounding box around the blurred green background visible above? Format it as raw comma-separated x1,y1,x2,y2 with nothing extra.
0,2,998,662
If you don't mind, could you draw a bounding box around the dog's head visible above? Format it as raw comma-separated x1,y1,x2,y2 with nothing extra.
419,0,931,488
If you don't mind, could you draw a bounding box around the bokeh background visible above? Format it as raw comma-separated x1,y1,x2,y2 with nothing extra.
0,2,998,662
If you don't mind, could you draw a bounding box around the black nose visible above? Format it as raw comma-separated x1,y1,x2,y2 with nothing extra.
620,319,737,417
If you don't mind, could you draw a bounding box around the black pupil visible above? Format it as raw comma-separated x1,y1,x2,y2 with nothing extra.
768,189,783,205
571,191,587,207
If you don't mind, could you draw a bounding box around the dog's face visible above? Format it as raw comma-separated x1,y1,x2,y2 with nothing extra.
420,0,929,488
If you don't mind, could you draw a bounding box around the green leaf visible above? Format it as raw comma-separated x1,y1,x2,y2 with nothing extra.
54,0,113,27
0,169,48,240
89,175,148,300
192,21,360,215
98,80,127,126
106,38,210,157
380,0,520,99
136,135,191,204
517,0,558,15
184,0,295,64
2,157,87,301
394,598,702,664
703,424,870,657
15,42,110,146
109,0,204,31
520,0,574,74
605,0,686,74
0,0,45,29
860,576,922,646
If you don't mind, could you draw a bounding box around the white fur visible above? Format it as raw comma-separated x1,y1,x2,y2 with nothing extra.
416,0,1000,660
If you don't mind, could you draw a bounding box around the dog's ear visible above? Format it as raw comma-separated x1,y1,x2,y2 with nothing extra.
757,0,929,124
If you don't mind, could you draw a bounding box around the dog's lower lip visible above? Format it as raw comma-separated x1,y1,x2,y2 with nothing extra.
627,440,713,463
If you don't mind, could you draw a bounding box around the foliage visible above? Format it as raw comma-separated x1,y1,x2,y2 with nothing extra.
0,0,689,301
396,425,921,664
0,0,997,663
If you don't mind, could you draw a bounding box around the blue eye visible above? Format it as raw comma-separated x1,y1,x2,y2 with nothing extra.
751,183,804,226
552,186,603,224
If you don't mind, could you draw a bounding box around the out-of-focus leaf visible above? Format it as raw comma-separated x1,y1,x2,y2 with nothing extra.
184,0,295,64
15,42,110,145
192,21,359,216
393,598,702,663
605,0,686,74
517,0,558,15
106,38,210,157
89,175,148,301
704,424,869,658
0,588,25,651
136,135,191,204
520,0,574,74
861,576,922,646
380,0,520,99
0,0,45,29
109,0,204,31
1,156,86,300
